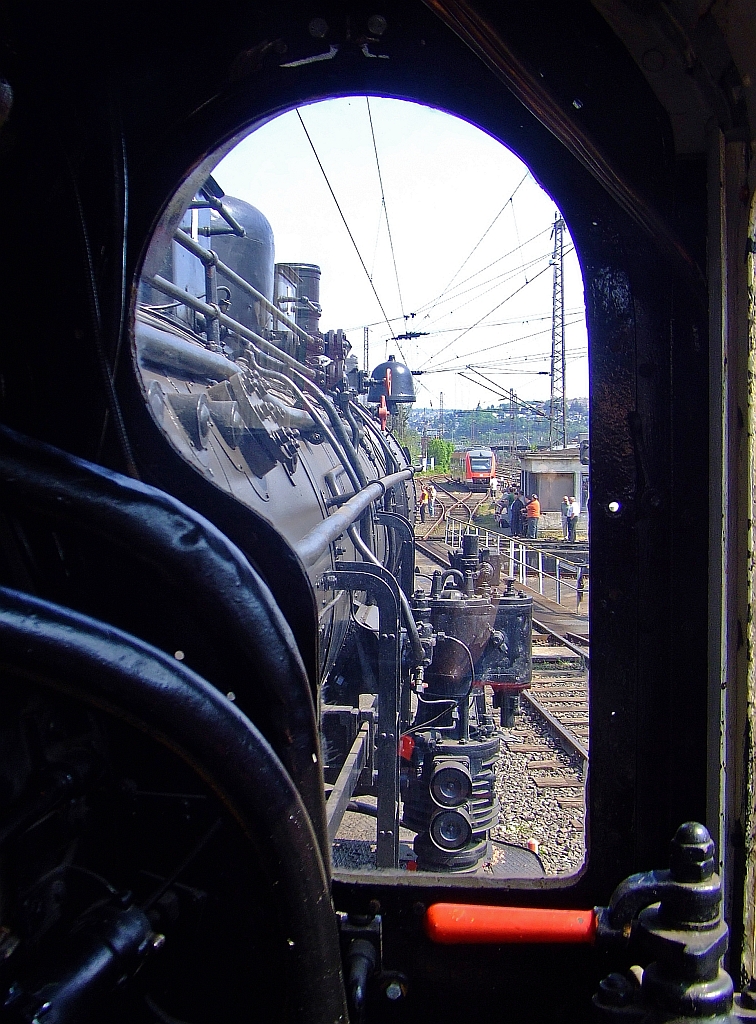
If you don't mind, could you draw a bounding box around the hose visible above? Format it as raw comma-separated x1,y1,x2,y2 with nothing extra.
346,524,425,668
0,586,347,1024
0,425,329,868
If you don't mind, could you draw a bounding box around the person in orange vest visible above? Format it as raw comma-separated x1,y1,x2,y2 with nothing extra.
525,493,541,539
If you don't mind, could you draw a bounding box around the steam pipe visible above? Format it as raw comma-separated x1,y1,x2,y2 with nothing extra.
296,470,412,567
248,355,363,493
343,402,362,449
148,274,317,380
190,193,245,237
0,587,347,1024
319,395,367,489
346,524,425,668
441,569,465,589
135,323,318,433
174,230,313,346
136,320,238,381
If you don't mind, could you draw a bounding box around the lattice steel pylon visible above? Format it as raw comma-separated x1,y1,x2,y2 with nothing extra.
549,215,567,448
439,392,444,438
363,326,369,372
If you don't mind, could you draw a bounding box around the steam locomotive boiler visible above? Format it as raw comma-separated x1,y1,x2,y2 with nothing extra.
134,178,534,875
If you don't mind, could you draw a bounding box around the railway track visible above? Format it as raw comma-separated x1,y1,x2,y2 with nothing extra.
499,624,587,868
414,478,488,540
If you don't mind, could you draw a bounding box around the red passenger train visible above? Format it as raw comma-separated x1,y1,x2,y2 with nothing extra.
450,447,497,492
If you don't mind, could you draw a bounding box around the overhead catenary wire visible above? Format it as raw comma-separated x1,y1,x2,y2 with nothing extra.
398,310,584,340
414,242,574,361
417,170,530,316
343,300,582,335
418,260,554,370
409,224,554,320
341,223,558,333
419,250,555,329
295,108,406,361
366,97,406,321
458,371,553,418
471,346,588,368
418,316,585,371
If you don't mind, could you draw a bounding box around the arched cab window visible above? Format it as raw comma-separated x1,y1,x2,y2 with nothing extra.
134,97,591,886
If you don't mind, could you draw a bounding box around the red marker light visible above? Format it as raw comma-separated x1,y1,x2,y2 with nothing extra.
399,735,415,760
424,904,597,945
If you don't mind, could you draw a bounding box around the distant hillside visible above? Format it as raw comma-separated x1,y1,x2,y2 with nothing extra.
407,398,588,450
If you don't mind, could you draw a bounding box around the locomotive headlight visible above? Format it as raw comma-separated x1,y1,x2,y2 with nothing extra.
430,760,472,807
429,808,473,851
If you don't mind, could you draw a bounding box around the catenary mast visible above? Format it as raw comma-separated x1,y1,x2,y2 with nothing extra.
548,215,567,448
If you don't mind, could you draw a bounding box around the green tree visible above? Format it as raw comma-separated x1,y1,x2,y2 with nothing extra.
391,405,420,461
426,438,455,472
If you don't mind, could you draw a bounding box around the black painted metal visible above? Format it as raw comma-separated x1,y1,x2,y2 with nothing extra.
0,0,729,1018
4,902,155,1023
375,511,415,599
332,563,402,869
594,823,735,1022
0,425,328,865
0,586,348,1024
327,723,371,842
297,471,412,567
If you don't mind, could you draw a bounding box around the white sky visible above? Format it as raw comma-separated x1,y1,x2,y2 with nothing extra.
214,97,588,410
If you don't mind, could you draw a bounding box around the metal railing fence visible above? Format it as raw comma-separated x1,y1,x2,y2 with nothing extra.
443,516,588,611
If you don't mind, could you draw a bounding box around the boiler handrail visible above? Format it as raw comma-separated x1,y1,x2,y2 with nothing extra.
174,229,314,347
297,470,413,567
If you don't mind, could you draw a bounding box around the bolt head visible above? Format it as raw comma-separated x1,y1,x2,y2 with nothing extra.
367,14,387,35
308,17,329,38
670,822,715,882
598,973,635,1007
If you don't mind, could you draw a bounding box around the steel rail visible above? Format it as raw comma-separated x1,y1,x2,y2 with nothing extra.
532,617,590,667
521,690,589,764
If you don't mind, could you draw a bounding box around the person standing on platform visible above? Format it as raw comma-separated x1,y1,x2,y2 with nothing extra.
418,486,429,524
567,495,579,542
525,493,541,539
427,484,437,520
557,497,569,544
510,491,525,537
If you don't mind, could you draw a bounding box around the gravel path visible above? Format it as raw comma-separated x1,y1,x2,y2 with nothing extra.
493,703,586,874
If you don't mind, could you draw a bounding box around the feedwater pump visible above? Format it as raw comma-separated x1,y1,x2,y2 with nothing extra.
404,535,533,871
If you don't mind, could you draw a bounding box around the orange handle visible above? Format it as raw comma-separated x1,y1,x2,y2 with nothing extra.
424,903,597,945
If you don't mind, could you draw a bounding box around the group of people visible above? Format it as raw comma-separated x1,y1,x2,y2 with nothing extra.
495,490,581,541
495,489,541,538
418,483,437,523
560,495,581,543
